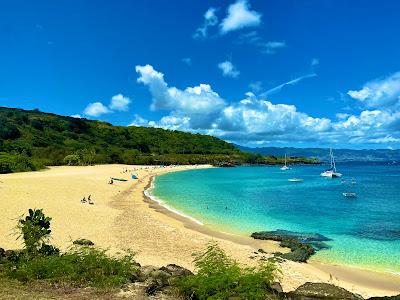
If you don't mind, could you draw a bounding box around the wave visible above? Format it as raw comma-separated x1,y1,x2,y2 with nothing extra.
144,177,204,226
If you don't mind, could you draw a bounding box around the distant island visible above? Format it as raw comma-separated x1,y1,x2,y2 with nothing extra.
0,107,316,173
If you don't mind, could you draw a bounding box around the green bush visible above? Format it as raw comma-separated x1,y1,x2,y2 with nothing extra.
17,209,52,255
177,242,279,300
6,247,139,288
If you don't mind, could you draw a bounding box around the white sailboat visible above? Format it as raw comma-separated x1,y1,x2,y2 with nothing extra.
280,154,291,170
320,148,342,178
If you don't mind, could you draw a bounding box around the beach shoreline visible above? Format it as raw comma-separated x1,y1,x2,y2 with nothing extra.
1,164,399,298
141,167,400,297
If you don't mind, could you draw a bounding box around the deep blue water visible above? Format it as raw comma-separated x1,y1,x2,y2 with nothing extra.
152,164,400,273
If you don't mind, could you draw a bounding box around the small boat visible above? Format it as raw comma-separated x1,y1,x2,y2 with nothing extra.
343,192,357,198
131,174,138,179
280,154,291,170
321,148,342,178
288,178,304,182
110,177,128,182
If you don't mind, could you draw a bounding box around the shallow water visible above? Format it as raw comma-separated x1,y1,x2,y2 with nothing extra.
152,164,400,274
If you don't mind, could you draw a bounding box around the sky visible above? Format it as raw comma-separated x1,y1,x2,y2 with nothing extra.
1,0,400,149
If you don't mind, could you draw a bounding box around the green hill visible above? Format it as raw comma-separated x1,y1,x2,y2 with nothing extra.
0,107,246,173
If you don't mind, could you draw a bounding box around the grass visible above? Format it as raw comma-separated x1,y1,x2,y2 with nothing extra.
3,247,139,289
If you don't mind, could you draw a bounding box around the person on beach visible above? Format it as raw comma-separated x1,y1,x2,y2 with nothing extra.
81,197,86,203
88,195,94,205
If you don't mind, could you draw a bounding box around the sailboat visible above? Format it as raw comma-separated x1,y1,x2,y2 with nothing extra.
320,148,342,178
280,154,291,170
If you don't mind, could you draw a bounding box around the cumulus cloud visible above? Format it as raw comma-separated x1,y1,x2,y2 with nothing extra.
220,0,261,34
347,72,400,110
217,61,240,78
193,7,219,39
109,94,131,111
135,65,400,147
83,102,111,117
70,114,82,118
136,64,225,129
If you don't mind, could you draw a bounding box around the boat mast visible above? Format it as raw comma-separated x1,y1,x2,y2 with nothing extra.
330,148,336,172
284,154,287,167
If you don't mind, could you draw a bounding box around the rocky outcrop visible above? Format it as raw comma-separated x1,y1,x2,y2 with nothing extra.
138,264,192,296
284,282,364,299
251,230,332,262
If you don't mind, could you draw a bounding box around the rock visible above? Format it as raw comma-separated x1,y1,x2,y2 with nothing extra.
368,296,400,300
159,264,193,277
286,282,364,299
258,248,266,254
73,239,94,246
271,282,283,294
144,270,172,296
139,265,159,281
251,230,332,262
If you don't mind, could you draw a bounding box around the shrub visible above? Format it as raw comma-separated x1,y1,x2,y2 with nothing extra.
6,247,139,288
17,209,52,255
177,242,279,300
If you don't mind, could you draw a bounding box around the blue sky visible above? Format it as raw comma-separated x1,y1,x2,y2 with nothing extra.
1,0,400,149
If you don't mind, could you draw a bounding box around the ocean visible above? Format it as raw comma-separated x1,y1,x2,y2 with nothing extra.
150,164,400,274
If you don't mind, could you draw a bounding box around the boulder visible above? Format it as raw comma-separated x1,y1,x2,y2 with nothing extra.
144,270,172,295
285,282,364,299
72,239,94,246
159,264,193,277
271,282,283,294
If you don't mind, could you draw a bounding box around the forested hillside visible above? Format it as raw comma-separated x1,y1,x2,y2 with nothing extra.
0,107,248,173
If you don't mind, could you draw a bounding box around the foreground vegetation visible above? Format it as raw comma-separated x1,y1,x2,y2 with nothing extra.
0,209,279,299
0,107,318,173
178,242,279,299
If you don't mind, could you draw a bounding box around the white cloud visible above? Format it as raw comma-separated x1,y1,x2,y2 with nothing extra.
220,0,261,34
368,135,400,144
193,7,219,39
217,61,240,78
237,31,286,55
347,71,400,110
261,41,286,54
70,114,82,118
335,113,350,120
109,94,131,111
182,57,192,66
249,81,263,93
83,102,111,117
136,64,225,129
135,65,400,147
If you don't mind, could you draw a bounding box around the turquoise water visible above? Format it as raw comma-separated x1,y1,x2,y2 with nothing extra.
151,164,400,274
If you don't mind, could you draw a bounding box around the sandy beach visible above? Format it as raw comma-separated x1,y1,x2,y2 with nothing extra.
0,164,399,298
